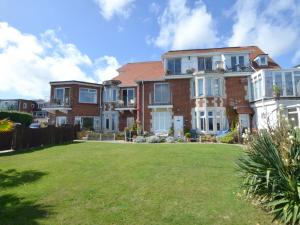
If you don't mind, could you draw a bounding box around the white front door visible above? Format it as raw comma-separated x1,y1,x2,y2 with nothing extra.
152,111,172,134
174,116,183,137
239,114,250,130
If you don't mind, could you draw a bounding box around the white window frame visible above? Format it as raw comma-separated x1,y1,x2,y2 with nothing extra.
54,88,65,102
122,88,135,106
154,83,170,104
23,103,27,109
56,116,67,126
79,88,97,104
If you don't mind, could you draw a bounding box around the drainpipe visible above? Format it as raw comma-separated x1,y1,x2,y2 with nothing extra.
142,81,145,131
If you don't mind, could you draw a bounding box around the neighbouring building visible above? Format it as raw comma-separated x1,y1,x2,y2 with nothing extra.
43,80,102,130
45,46,300,135
0,99,38,113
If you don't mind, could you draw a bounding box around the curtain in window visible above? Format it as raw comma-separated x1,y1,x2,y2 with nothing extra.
155,84,170,103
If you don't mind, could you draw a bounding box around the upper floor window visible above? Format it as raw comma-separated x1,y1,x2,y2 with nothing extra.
23,103,27,109
251,70,300,101
167,58,181,75
154,83,170,104
198,57,212,71
103,87,118,102
197,77,221,97
54,87,70,104
231,55,245,71
79,88,97,104
122,89,135,106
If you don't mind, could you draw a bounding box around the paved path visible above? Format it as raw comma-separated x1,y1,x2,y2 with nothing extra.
0,149,14,154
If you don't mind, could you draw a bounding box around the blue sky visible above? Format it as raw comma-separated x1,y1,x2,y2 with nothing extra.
0,0,300,99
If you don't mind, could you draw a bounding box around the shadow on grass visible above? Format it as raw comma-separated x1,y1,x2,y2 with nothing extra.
0,141,81,157
0,194,51,225
0,169,47,188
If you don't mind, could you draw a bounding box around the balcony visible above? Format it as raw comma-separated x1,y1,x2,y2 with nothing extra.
148,92,173,108
114,99,137,112
42,98,72,113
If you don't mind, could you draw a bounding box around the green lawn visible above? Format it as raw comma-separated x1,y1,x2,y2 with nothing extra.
0,142,274,225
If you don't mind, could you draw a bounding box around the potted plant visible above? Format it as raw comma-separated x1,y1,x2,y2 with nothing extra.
273,85,281,100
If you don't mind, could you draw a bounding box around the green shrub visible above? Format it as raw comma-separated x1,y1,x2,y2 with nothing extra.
219,132,235,144
237,128,300,225
0,110,32,127
185,132,191,138
0,119,13,132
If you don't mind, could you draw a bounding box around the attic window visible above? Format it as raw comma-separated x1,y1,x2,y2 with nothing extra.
255,55,268,66
260,57,266,65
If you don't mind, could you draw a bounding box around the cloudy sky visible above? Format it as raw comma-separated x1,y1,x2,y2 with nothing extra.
0,0,300,99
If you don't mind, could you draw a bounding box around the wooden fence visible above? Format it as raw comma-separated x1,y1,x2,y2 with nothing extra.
0,131,13,151
0,125,77,151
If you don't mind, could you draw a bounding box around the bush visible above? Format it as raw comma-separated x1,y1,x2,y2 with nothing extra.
134,136,146,143
219,132,235,144
77,130,89,139
0,119,13,132
0,110,33,127
201,134,217,143
237,115,300,225
185,132,191,138
166,136,175,143
146,135,161,143
176,137,185,143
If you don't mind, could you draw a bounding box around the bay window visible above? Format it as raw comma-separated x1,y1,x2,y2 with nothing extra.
79,88,97,104
167,58,181,75
197,79,204,96
103,87,118,102
195,108,226,133
200,112,205,131
208,111,214,131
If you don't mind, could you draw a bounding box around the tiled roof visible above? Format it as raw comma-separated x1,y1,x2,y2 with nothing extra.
163,46,280,69
113,61,164,86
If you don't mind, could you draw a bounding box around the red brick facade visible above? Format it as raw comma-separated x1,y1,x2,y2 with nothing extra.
48,82,101,125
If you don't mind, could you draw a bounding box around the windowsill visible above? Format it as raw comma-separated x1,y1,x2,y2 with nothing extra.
78,102,98,104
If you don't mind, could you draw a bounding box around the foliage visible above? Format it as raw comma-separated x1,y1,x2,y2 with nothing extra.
175,137,185,142
219,130,237,144
168,126,174,136
77,129,89,139
146,135,161,143
0,110,33,127
273,85,281,98
184,127,190,134
165,136,175,143
201,134,217,143
185,132,191,138
0,119,13,132
238,114,300,225
134,136,146,143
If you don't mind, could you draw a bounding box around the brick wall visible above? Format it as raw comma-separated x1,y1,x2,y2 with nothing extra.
49,83,101,124
137,78,193,132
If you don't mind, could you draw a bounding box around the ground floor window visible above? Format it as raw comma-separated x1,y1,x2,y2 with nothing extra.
194,108,227,133
288,108,299,128
74,116,101,131
152,111,172,133
56,116,67,126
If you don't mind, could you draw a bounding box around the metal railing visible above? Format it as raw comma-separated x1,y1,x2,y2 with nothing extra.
116,99,137,108
47,97,71,108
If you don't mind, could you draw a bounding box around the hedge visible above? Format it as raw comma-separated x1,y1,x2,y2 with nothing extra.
0,111,33,127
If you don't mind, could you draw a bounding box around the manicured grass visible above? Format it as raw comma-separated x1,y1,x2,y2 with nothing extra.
0,142,274,225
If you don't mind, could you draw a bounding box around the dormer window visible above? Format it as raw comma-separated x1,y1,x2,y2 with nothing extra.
167,58,181,75
198,57,212,71
254,55,268,67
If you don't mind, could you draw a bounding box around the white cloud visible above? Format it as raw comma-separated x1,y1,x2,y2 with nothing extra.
94,0,135,20
94,56,120,82
0,22,120,99
152,0,218,50
149,2,160,15
227,0,300,57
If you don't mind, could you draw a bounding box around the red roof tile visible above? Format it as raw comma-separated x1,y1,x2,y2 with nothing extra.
113,61,164,86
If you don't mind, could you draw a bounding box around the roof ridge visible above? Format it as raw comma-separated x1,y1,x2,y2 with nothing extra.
166,45,259,53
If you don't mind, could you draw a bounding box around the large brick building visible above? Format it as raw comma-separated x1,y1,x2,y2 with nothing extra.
45,46,300,135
